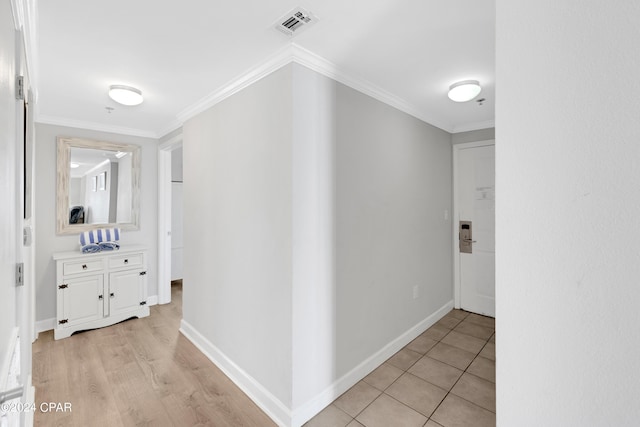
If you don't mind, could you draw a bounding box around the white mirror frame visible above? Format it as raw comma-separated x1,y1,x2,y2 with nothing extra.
56,136,141,235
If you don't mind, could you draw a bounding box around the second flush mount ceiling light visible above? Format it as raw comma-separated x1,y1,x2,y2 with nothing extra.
109,85,143,106
447,80,482,102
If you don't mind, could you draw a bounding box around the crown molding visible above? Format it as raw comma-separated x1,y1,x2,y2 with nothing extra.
176,44,294,124
451,119,495,133
156,119,183,140
36,115,158,139
175,43,459,133
289,44,453,133
53,42,489,137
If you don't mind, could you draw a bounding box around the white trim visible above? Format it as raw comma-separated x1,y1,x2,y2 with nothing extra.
290,44,452,132
156,120,183,141
157,150,172,305
37,45,494,138
452,139,495,309
176,44,294,124
35,318,55,334
178,300,452,427
36,115,158,139
179,320,291,427
290,300,453,426
146,295,159,306
158,133,183,150
452,120,496,134
157,133,183,305
175,43,465,133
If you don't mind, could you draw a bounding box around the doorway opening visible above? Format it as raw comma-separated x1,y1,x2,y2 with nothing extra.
157,134,183,305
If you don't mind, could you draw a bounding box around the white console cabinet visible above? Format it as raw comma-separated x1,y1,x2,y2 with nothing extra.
53,246,149,339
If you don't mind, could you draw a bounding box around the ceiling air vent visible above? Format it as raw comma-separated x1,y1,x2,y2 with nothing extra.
275,7,318,36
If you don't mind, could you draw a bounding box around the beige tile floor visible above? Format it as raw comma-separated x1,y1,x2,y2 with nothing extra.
304,309,495,427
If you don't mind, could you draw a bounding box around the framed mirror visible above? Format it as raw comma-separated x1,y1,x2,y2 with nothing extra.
56,137,141,235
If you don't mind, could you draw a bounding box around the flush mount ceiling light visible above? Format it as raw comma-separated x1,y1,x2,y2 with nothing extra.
108,85,143,106
447,80,482,102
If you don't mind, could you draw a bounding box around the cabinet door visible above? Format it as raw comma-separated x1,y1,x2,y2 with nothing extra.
109,270,146,317
60,274,104,327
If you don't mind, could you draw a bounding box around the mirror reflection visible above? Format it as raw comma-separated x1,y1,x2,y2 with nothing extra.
68,148,133,225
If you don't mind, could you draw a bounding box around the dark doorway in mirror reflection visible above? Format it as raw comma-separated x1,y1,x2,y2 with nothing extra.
69,205,85,224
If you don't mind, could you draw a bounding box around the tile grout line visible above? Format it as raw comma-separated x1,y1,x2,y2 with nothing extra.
425,315,496,424
316,310,495,427
351,317,459,426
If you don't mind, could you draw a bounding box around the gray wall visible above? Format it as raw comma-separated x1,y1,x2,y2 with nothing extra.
452,128,495,145
183,63,453,422
497,1,640,425
171,147,183,182
334,79,452,377
183,65,294,406
34,123,159,323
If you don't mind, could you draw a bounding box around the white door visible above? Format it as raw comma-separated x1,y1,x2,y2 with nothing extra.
1,6,36,425
171,182,183,280
455,142,495,317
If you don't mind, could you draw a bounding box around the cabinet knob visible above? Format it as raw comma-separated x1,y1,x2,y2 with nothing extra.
82,264,87,270
110,292,115,298
124,259,129,264
98,295,103,300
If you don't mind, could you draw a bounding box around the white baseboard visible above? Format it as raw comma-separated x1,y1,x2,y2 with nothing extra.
179,300,453,427
291,299,454,426
35,318,55,334
180,320,292,427
35,295,159,335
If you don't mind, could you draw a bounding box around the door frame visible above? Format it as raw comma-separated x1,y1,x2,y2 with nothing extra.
157,133,182,305
453,139,495,310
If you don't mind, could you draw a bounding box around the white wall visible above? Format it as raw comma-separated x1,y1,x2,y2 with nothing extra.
34,123,159,324
82,160,111,223
497,1,640,425
182,65,293,407
69,177,82,206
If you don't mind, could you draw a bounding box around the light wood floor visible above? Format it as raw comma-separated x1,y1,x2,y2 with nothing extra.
33,281,276,427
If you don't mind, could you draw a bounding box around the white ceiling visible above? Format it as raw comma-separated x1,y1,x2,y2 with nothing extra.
37,0,495,138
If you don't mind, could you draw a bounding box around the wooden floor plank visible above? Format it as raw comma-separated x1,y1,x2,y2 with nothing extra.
33,283,276,427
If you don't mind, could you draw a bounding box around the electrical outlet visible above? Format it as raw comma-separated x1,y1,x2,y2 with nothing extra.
413,285,419,299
